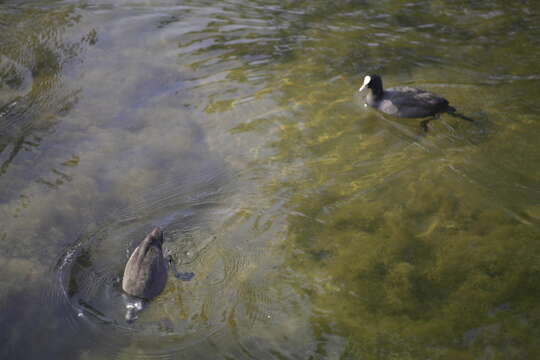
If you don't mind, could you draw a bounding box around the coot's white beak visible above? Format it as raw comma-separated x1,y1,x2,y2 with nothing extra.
358,75,371,92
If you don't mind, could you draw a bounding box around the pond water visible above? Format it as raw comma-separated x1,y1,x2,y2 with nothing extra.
1,0,540,359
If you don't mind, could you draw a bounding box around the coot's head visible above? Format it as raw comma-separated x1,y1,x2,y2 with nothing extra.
358,74,383,95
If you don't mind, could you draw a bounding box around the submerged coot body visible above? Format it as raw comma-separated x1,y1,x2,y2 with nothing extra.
358,74,455,118
122,227,168,300
122,227,195,322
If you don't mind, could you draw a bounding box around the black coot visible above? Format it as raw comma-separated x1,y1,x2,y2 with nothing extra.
122,227,194,322
358,74,456,118
123,228,168,299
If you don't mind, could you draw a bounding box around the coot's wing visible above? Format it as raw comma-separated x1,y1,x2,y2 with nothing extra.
122,245,167,299
142,247,168,299
388,87,448,106
385,86,449,117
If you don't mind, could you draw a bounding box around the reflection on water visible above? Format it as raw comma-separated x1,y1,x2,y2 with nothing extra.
0,4,94,180
1,0,540,359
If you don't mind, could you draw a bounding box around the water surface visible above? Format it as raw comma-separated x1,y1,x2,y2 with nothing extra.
1,0,540,359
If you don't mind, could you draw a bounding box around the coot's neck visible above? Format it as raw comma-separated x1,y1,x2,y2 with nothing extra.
366,87,384,105
371,79,384,98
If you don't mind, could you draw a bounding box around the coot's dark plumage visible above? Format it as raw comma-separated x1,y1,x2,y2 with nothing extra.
358,74,455,118
122,227,168,300
122,227,195,322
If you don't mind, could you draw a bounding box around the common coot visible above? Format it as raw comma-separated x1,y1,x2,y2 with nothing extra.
358,74,456,118
122,227,194,322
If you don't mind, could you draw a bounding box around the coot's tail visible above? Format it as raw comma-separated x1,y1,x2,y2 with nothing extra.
446,106,475,122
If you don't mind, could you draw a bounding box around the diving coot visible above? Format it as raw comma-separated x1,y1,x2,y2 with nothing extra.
122,227,194,322
122,227,168,300
358,74,456,118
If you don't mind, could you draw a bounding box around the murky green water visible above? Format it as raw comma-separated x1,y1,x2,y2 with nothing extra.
1,0,540,359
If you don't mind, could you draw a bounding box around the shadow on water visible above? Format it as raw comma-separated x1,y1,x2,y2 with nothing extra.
0,279,125,360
